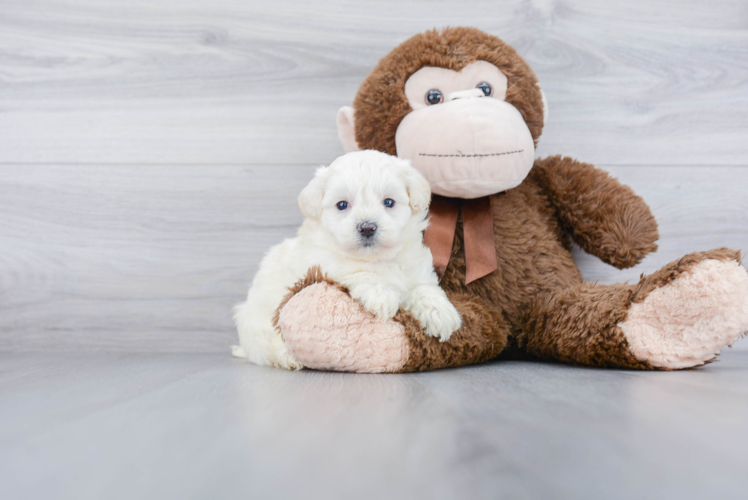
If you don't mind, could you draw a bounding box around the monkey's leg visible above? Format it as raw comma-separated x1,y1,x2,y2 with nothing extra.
276,268,508,373
399,292,509,372
515,248,748,370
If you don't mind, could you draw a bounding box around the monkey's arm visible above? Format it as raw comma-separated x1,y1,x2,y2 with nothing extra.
529,155,659,269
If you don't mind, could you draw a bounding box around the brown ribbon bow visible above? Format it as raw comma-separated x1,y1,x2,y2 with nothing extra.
423,195,498,285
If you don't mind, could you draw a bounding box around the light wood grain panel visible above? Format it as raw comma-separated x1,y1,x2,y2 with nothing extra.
1,0,746,165
0,163,316,351
0,163,746,352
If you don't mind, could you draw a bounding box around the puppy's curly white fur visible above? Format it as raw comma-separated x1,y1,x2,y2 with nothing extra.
233,150,461,369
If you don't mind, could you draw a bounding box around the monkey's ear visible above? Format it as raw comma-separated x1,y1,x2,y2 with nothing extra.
538,83,549,123
401,162,432,214
337,106,360,153
298,167,329,220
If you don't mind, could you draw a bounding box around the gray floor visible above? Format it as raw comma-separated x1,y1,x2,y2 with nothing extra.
2,350,747,500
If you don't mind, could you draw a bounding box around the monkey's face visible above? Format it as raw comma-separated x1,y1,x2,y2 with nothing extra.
394,61,536,199
338,28,547,199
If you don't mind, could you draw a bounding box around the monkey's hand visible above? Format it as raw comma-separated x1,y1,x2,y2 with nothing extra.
530,155,659,269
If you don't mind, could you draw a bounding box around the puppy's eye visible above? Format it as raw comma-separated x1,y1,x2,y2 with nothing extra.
425,89,443,105
383,198,395,208
336,201,348,210
476,82,492,97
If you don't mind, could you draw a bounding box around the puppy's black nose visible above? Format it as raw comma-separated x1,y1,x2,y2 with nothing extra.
358,222,377,239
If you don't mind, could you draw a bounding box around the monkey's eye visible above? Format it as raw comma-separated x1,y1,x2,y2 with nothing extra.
425,89,443,105
336,201,348,210
476,82,493,97
383,198,395,208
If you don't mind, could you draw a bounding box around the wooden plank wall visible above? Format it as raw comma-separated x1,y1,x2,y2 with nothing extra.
1,0,747,352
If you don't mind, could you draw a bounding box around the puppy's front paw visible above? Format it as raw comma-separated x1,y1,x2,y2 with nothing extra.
407,288,462,342
351,284,401,321
422,302,462,342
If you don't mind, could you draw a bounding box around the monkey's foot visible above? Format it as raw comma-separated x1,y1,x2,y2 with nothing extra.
620,251,748,369
278,281,411,373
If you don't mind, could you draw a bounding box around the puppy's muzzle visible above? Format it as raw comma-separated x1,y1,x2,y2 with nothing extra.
357,221,377,240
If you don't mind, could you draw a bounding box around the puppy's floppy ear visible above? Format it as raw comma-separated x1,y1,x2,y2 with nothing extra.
399,160,431,213
298,166,329,220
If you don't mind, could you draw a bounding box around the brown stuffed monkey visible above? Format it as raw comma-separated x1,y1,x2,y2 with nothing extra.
274,27,748,372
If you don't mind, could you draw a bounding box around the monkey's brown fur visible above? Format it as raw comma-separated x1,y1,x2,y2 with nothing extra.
277,27,745,371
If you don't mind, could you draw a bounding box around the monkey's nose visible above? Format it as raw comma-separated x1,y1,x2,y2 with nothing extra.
357,222,377,239
447,88,485,101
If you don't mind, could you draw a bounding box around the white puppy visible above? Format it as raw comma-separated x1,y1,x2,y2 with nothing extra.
233,150,462,370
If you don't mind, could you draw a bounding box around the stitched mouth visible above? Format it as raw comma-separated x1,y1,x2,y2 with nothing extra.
418,149,524,158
